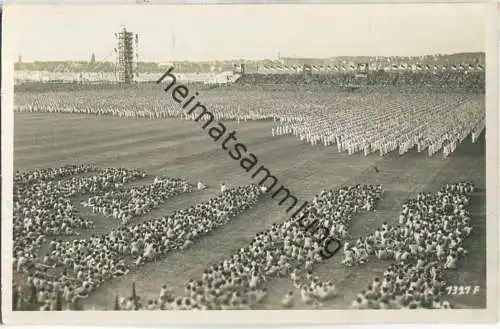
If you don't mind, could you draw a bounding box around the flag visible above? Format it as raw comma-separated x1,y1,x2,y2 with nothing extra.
114,295,121,310
12,285,19,311
55,290,63,311
132,281,138,310
29,283,38,310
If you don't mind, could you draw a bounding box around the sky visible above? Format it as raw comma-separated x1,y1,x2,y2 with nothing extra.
4,3,488,62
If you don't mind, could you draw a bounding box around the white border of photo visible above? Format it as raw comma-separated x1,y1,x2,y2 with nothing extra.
1,1,498,326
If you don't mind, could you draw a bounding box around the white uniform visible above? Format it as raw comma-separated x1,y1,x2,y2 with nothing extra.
197,181,206,190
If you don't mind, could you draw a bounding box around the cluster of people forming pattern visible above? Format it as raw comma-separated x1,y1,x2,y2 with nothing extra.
15,88,484,160
12,165,476,311
81,176,192,225
14,90,276,121
271,94,485,158
346,181,475,309
110,182,475,311
12,165,264,311
104,184,383,310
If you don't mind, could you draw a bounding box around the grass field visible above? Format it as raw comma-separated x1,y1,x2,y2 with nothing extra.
14,110,486,310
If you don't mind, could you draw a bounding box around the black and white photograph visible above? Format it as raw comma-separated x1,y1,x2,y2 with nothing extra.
1,3,498,325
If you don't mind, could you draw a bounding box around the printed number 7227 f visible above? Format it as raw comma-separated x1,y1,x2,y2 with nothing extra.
446,285,480,295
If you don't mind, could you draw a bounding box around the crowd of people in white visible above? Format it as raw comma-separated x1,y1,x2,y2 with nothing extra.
15,85,485,161
12,163,477,311
108,182,476,311
81,176,192,225
13,165,145,245
12,71,481,311
272,94,485,158
14,89,295,121
12,165,265,311
111,184,384,310
348,181,475,309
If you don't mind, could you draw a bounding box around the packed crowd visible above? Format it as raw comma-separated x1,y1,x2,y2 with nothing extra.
13,165,265,311
111,184,384,310
14,89,288,121
15,88,484,161
15,69,484,123
13,165,148,309
237,71,484,91
348,182,475,309
13,165,146,258
368,70,484,91
13,168,477,310
272,93,485,158
81,176,192,224
14,72,485,162
108,181,478,311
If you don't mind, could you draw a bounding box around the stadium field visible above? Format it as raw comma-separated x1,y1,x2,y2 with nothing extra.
14,111,486,310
